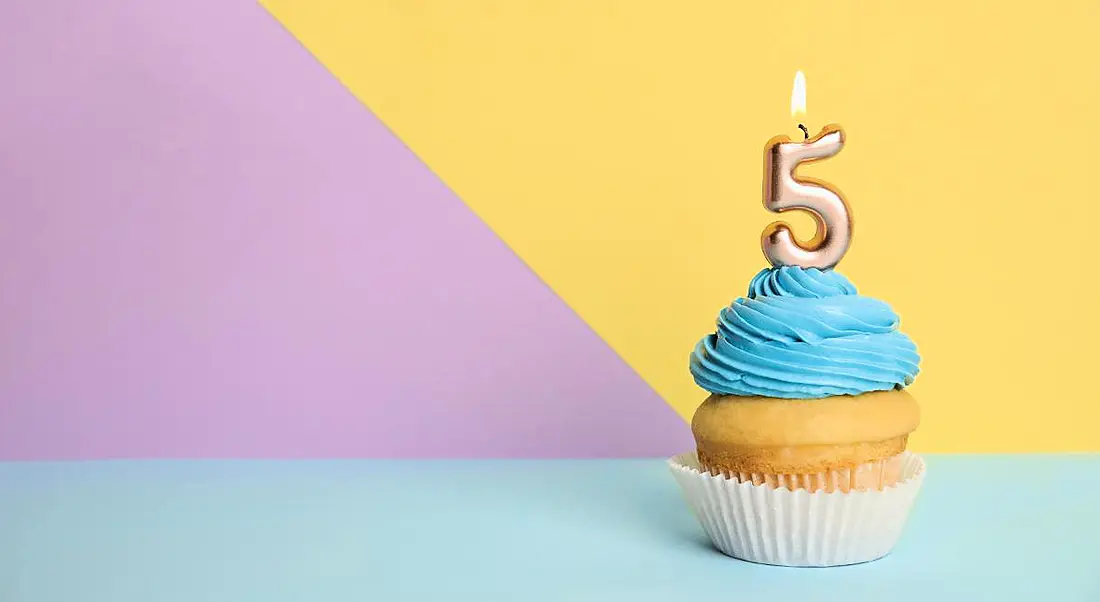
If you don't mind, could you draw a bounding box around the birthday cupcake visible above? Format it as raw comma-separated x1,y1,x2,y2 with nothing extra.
668,114,926,567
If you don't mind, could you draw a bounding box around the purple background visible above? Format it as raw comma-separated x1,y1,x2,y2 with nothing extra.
0,0,689,459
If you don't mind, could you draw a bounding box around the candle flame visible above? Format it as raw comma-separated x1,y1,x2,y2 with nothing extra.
791,70,807,118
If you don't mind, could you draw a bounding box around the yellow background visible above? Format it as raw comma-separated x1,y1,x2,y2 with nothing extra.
264,0,1100,452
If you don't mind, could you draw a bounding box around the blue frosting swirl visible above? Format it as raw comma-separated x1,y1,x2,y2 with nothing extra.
689,266,920,398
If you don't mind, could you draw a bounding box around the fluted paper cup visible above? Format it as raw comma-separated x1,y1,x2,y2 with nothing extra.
668,451,925,567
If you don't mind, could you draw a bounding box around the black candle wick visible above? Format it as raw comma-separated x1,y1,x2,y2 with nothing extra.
798,124,809,140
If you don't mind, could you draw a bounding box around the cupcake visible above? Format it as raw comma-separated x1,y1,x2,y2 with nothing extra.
690,266,920,493
669,266,926,566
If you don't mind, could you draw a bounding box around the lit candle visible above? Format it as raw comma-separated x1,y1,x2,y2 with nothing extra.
761,71,853,270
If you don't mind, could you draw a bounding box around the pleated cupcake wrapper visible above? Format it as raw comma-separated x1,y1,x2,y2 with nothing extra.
714,453,905,493
668,451,925,567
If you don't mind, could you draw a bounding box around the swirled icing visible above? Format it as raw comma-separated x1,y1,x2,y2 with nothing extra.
690,266,920,398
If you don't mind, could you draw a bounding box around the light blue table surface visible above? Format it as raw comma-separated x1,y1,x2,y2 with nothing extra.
1,455,1098,601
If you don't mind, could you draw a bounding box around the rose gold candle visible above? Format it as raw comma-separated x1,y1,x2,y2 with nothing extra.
761,72,853,270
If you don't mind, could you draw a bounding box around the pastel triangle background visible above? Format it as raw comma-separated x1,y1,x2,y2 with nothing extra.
262,0,1100,452
0,0,690,459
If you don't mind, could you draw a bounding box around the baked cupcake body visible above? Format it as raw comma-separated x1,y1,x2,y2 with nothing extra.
689,267,921,492
692,390,918,492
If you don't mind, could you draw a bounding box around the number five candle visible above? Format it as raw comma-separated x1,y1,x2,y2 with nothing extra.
761,71,853,269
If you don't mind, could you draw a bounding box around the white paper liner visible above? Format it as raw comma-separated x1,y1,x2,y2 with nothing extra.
669,451,925,567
